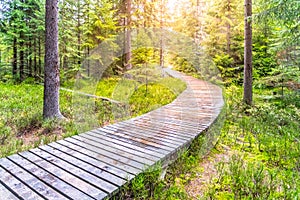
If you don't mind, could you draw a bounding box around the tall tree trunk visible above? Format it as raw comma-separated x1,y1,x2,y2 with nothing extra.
77,0,81,66
12,37,18,78
43,0,63,119
34,37,37,77
159,0,164,67
226,0,231,55
20,33,25,81
243,0,252,105
28,39,33,77
87,46,90,76
124,0,132,70
38,35,42,77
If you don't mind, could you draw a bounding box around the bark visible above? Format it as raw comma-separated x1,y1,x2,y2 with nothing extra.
28,39,33,77
34,37,37,77
226,0,231,55
243,0,252,105
20,32,25,81
12,37,18,78
87,46,90,76
38,35,42,76
124,0,132,70
77,0,81,66
159,0,164,67
43,0,63,119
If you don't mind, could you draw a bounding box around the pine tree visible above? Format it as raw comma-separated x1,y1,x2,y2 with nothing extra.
43,0,63,119
243,0,252,105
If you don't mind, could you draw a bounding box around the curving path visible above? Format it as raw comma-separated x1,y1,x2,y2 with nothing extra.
0,69,224,200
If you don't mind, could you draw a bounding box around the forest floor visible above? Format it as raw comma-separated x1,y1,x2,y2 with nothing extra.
178,85,300,199
185,146,232,199
1,70,299,199
0,71,186,158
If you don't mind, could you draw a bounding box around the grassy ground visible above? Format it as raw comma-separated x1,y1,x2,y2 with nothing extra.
0,75,186,158
194,86,300,199
0,83,74,157
113,85,300,199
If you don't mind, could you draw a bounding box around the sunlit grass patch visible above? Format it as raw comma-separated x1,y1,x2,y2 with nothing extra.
0,75,186,158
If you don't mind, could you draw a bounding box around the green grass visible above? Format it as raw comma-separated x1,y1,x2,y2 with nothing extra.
129,83,178,116
0,83,75,157
113,84,300,200
201,86,300,199
0,76,186,158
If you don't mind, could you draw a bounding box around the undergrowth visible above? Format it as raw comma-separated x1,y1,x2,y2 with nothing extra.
202,86,300,199
111,85,299,200
111,103,226,199
0,75,186,158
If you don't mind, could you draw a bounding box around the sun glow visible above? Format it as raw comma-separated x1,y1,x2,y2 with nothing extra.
166,0,182,15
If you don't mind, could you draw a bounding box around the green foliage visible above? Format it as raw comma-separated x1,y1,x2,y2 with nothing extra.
0,83,75,157
114,163,188,200
213,54,242,85
0,75,186,158
129,83,177,116
202,85,300,199
132,48,156,66
95,77,120,98
171,55,197,74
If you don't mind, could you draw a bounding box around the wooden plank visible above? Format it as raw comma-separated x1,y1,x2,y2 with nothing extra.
151,111,203,119
29,148,116,194
102,126,174,154
143,114,207,127
118,121,192,142
102,126,178,150
0,180,20,200
51,141,134,180
39,145,126,187
95,128,170,155
88,130,165,158
131,118,200,135
128,117,196,139
63,138,142,175
113,122,188,144
76,134,155,166
80,133,159,163
103,121,190,143
0,158,68,200
0,69,225,200
71,136,149,170
0,164,43,200
8,154,93,200
160,108,215,116
106,124,184,147
100,127,173,154
19,151,107,200
140,117,208,130
120,120,194,141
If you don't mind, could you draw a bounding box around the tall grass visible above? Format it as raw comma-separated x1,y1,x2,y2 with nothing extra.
0,76,186,158
203,86,300,199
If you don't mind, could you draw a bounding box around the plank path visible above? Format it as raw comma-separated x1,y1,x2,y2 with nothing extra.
0,69,224,200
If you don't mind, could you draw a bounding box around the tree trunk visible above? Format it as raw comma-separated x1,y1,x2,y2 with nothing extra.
20,32,25,81
12,37,18,78
28,39,33,77
34,37,37,77
38,35,42,76
226,0,231,55
243,0,252,105
43,0,63,119
159,0,164,67
77,0,81,66
124,0,132,70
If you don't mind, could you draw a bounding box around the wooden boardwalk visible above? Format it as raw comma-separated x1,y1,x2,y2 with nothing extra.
0,69,224,200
